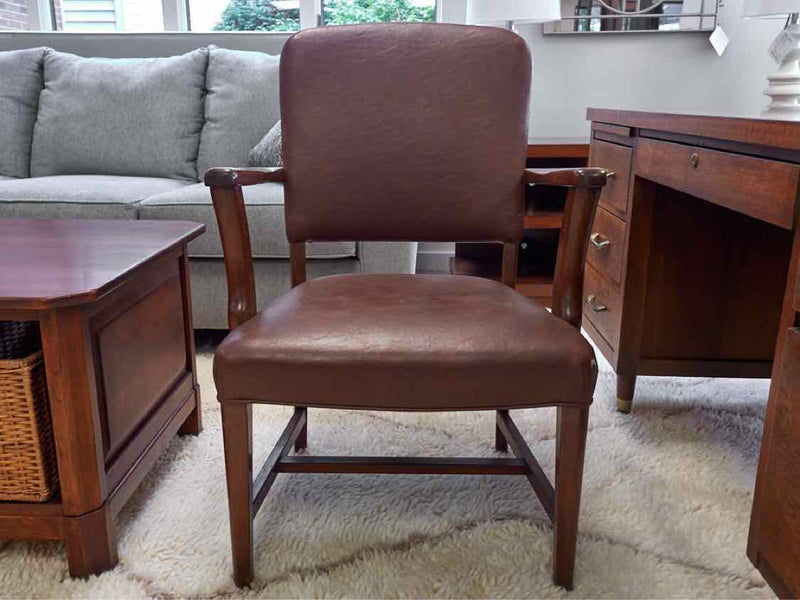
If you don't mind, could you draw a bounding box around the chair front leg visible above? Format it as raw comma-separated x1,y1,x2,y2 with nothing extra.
222,403,254,587
553,404,590,590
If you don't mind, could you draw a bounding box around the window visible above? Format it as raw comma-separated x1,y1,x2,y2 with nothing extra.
189,0,300,32
192,0,436,32
4,0,167,32
5,0,440,32
322,0,436,26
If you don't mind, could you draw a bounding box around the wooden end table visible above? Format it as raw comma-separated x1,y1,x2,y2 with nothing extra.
0,219,204,577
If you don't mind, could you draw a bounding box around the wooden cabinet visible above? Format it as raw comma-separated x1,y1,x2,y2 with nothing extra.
748,234,800,599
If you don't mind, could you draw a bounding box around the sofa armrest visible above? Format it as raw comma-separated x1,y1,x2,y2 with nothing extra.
357,242,418,274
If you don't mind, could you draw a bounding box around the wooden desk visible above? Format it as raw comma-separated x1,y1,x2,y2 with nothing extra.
0,219,204,577
585,109,800,597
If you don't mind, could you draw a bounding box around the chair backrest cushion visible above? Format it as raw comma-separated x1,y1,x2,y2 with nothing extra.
30,49,207,181
280,23,531,243
197,47,281,180
0,47,46,179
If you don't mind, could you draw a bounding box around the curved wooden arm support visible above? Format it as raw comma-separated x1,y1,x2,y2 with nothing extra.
551,185,605,329
204,167,286,189
209,186,257,330
525,167,609,328
525,167,608,188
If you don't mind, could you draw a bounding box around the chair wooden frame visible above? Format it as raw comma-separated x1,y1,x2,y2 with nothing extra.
206,165,608,590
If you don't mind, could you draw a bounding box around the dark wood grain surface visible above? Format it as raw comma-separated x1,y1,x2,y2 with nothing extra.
0,220,203,309
0,218,204,579
587,108,800,152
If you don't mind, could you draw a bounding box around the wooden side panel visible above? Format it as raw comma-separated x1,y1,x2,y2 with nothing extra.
753,327,800,598
96,274,187,461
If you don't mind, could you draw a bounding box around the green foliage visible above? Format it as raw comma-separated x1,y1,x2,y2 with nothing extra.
213,0,300,31
324,0,435,25
213,0,435,32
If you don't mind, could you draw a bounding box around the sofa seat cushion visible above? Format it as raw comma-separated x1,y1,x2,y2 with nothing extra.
0,175,190,220
197,47,280,179
0,47,45,179
31,49,207,181
138,182,356,259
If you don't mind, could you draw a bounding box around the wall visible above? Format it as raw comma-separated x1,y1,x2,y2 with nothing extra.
0,4,788,270
518,0,785,139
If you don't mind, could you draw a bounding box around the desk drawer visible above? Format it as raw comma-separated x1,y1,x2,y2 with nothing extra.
636,138,800,230
590,139,632,218
583,264,622,350
587,207,626,285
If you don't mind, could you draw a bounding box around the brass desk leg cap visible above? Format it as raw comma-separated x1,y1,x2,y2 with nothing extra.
617,398,633,413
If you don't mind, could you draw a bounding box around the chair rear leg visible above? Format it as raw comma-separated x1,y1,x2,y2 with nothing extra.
495,410,509,452
222,402,254,588
294,406,307,452
553,404,590,590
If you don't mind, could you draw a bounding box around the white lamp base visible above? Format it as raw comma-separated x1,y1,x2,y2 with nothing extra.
763,20,800,119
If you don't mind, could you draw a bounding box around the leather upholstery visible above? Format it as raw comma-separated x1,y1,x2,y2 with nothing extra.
280,24,531,243
214,275,597,410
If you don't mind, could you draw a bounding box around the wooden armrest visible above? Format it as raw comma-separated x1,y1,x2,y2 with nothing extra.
204,167,286,188
209,185,257,330
525,167,609,188
550,185,604,329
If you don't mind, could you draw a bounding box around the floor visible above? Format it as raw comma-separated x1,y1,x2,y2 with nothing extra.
0,337,777,598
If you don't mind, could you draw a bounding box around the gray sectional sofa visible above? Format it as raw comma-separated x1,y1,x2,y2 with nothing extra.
0,45,416,329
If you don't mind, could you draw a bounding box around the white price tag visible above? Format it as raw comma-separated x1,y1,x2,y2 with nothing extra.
709,25,729,57
769,29,797,65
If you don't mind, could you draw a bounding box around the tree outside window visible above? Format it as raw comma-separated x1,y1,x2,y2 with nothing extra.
323,0,435,25
212,0,435,32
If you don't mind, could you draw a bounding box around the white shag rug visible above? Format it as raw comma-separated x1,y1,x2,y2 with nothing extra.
0,341,778,599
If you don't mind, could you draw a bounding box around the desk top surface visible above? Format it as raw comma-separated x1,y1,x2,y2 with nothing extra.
587,108,800,153
0,219,204,310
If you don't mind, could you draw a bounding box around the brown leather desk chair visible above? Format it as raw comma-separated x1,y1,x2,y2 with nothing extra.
205,23,608,590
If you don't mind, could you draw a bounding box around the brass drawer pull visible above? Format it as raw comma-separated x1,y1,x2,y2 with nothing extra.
590,233,611,250
605,170,616,178
689,153,700,168
587,295,608,313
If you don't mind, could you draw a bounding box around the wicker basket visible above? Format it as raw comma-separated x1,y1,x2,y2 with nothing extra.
0,321,42,360
0,351,59,502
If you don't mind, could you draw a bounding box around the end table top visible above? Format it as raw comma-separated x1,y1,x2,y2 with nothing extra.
0,219,205,310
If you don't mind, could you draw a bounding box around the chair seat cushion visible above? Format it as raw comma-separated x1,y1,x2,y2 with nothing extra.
214,274,597,410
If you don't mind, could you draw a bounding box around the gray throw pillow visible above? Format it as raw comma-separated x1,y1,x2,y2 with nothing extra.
248,120,283,168
30,48,207,181
197,47,280,179
0,47,46,178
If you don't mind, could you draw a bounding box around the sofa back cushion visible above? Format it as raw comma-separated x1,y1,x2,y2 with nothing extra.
0,47,46,179
197,47,280,179
30,48,208,181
